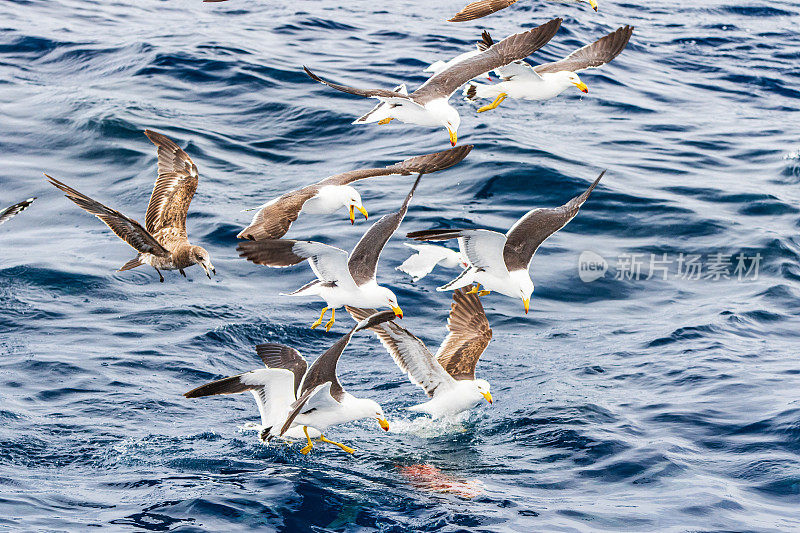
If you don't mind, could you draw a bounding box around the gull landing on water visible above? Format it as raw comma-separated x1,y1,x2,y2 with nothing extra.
463,26,634,113
407,170,606,314
449,0,597,22
303,18,562,146
184,311,395,455
237,145,472,241
45,130,215,282
347,287,493,419
237,175,424,331
0,197,35,226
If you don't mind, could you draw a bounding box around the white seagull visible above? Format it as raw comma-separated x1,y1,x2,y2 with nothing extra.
303,18,562,146
463,26,634,113
0,197,36,226
237,145,471,241
397,243,467,282
347,286,493,419
184,310,395,455
237,175,423,330
449,0,597,23
407,170,605,313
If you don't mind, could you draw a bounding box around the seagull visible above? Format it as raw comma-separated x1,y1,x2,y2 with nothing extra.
397,243,467,282
449,0,597,23
238,144,472,241
184,310,395,455
346,286,493,419
463,26,634,113
45,130,215,282
0,197,36,226
238,175,423,331
303,18,562,146
407,170,605,313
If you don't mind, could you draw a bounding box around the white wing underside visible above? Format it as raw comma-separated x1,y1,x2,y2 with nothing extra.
293,241,353,286
494,61,544,81
457,229,509,274
239,368,296,428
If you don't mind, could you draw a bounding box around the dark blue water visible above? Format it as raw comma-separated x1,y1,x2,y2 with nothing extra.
2,0,800,530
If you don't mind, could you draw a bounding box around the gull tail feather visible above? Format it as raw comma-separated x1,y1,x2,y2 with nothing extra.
118,256,143,272
463,82,503,100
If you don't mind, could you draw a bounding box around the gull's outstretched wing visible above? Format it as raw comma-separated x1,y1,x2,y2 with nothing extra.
434,287,492,381
535,26,633,74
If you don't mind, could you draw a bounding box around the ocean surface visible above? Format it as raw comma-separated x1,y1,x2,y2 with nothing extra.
1,0,799,530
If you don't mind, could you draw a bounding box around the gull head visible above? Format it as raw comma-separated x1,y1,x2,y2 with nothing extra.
375,286,403,318
510,270,534,314
567,72,588,93
341,186,368,224
191,246,216,278
427,99,461,146
474,379,493,405
357,398,389,431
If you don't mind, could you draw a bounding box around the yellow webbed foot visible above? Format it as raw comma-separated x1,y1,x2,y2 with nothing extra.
478,290,491,297
321,435,355,454
477,93,507,113
311,307,329,329
299,443,314,455
324,308,336,332
465,285,481,295
378,118,394,125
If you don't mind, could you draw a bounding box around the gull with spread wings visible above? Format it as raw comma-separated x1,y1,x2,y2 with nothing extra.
347,286,493,419
463,26,634,112
185,311,395,455
449,0,597,23
238,175,424,331
0,198,35,227
46,130,215,282
407,170,605,313
303,18,561,146
238,144,472,241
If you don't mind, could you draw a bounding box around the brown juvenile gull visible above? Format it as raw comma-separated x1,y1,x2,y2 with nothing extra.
463,26,634,112
45,130,215,282
303,18,561,146
0,197,36,226
407,170,605,313
449,0,597,22
238,144,472,241
238,175,424,331
184,310,396,455
347,286,493,419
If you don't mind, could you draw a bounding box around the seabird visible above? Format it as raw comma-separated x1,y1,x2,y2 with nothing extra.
303,18,562,146
407,170,605,313
45,130,215,282
463,26,634,112
238,144,472,241
238,175,423,331
347,286,493,419
449,0,597,23
184,310,396,455
0,198,35,226
397,243,467,282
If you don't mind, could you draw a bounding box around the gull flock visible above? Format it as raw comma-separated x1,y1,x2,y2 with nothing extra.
3,2,633,455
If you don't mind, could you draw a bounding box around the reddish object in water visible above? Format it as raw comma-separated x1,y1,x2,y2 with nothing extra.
397,464,485,498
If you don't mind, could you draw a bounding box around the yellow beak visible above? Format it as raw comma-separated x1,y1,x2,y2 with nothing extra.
481,391,493,405
448,128,457,146
523,298,530,314
391,305,403,319
349,204,355,224
574,81,589,93
378,418,390,431
588,0,598,11
356,205,368,220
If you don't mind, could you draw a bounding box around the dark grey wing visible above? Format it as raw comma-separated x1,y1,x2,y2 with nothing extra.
412,18,562,102
46,174,169,256
535,26,633,74
448,0,518,22
0,197,35,226
435,287,493,381
280,311,395,434
503,170,605,272
323,145,473,186
304,66,413,100
237,185,319,241
237,239,349,283
346,307,456,398
347,174,422,286
255,343,308,397
143,130,199,235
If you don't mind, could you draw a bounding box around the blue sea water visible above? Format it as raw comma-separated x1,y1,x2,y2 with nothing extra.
2,0,800,530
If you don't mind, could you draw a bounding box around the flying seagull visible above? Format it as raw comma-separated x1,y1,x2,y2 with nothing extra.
238,175,423,331
397,243,467,282
347,286,493,419
449,0,597,23
407,170,605,313
45,130,215,282
463,26,634,112
238,144,472,241
184,310,395,455
0,197,36,226
303,18,562,146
